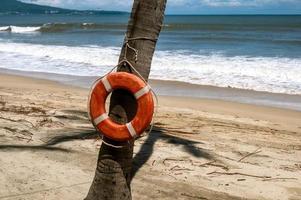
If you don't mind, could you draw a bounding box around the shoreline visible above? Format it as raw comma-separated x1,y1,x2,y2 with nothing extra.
1,68,301,111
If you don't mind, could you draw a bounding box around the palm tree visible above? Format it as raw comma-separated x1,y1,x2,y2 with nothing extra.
85,0,167,199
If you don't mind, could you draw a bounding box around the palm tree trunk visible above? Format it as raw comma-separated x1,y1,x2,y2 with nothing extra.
85,0,167,199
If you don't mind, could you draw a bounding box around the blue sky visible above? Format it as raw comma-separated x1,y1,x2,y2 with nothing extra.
21,0,301,14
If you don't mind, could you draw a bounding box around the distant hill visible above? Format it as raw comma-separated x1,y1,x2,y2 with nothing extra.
0,0,127,15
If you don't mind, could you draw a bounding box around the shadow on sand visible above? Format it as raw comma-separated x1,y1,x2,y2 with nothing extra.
131,125,213,181
0,126,212,181
0,129,98,152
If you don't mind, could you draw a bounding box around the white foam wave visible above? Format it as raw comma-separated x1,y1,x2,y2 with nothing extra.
152,51,301,94
0,41,300,94
82,23,94,26
0,26,10,31
0,26,40,33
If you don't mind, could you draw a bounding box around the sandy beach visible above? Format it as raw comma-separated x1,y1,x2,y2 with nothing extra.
0,72,301,200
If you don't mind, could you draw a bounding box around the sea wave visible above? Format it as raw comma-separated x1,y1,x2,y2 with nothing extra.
0,23,127,33
2,22,301,33
163,23,301,31
40,22,127,32
1,23,300,46
0,26,40,33
0,41,300,95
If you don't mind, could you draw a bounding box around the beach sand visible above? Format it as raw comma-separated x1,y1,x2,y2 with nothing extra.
0,73,301,200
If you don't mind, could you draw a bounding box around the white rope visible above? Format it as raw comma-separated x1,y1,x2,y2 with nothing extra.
101,135,130,149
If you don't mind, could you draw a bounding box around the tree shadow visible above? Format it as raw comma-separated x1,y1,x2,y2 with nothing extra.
0,125,211,182
45,129,98,146
131,125,213,181
0,129,98,152
0,145,71,152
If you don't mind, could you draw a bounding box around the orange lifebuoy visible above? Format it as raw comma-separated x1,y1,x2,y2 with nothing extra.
88,72,154,141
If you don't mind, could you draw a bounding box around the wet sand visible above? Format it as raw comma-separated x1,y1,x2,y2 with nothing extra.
0,73,301,200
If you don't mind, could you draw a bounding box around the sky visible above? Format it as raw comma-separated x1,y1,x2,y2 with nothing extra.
21,0,301,15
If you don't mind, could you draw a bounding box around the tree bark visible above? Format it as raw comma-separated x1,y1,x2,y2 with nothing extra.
85,0,167,199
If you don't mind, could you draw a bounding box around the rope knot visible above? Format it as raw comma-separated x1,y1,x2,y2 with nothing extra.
123,37,157,63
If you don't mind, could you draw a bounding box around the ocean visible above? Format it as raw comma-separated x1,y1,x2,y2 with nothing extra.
0,14,301,96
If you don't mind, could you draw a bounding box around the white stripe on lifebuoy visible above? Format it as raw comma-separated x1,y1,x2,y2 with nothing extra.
101,76,112,92
134,85,150,99
94,113,109,125
126,122,137,138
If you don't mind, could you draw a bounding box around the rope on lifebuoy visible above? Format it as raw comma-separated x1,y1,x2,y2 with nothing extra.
88,36,159,148
117,59,159,139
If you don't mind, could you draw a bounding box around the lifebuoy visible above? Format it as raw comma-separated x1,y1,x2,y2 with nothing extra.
88,72,154,141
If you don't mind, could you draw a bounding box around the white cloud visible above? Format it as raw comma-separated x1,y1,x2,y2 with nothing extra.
199,0,300,7
21,0,133,10
20,0,301,10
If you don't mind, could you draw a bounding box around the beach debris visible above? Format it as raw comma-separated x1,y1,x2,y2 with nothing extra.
162,158,230,171
262,177,298,182
163,158,191,165
3,127,18,133
0,116,35,128
181,193,208,200
15,135,33,143
238,147,262,162
191,160,216,167
207,171,271,179
152,160,156,166
37,117,64,128
203,162,229,171
165,128,197,135
206,171,284,180
169,165,193,171
166,174,177,180
0,104,46,115
1,125,33,142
